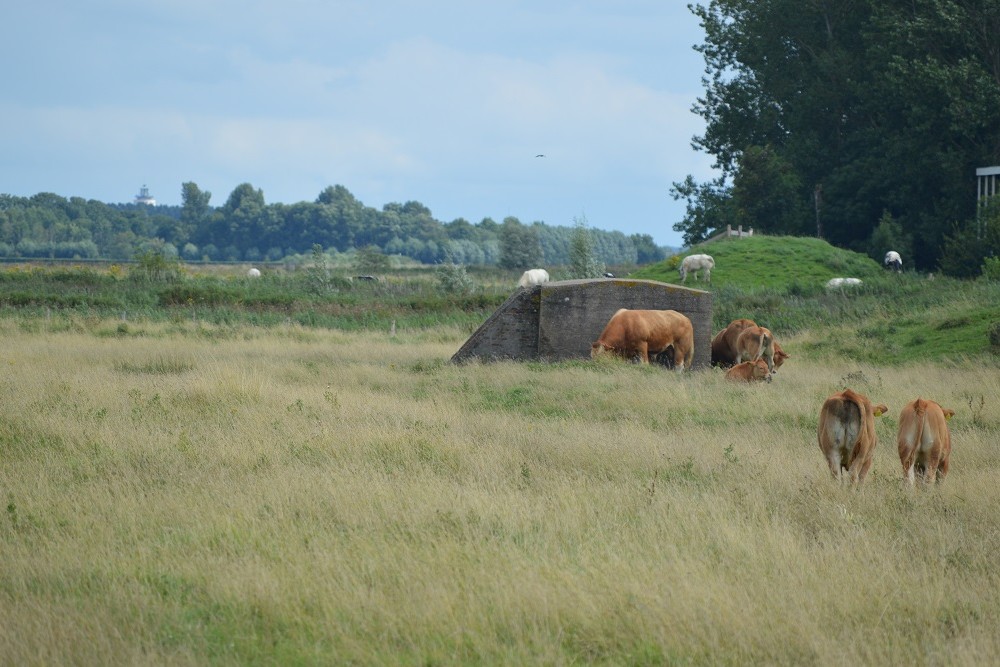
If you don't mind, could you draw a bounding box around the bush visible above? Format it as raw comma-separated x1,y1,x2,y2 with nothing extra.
989,322,1000,348
436,260,475,295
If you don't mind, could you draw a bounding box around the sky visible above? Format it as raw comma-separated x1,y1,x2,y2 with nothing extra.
1,1,717,249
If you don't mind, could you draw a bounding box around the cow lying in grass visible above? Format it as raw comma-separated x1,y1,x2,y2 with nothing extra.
725,358,772,383
517,268,549,288
591,309,694,371
897,398,954,485
818,388,888,486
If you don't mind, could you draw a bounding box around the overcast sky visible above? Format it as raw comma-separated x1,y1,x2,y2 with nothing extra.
1,1,716,249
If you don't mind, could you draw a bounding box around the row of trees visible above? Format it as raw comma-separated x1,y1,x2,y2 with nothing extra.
674,0,1000,272
0,185,667,268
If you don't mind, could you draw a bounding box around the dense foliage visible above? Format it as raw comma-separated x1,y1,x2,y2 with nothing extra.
674,0,1000,273
0,184,667,268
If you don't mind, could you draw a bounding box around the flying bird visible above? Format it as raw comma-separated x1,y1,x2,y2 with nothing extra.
535,154,545,158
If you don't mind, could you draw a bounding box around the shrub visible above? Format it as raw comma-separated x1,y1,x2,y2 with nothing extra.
989,322,1000,348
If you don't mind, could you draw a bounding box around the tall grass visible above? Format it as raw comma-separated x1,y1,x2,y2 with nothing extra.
1,320,998,664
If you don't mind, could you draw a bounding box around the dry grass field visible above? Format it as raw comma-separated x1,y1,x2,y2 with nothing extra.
1,318,998,665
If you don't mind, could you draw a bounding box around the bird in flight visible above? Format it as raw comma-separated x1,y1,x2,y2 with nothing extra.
535,154,545,158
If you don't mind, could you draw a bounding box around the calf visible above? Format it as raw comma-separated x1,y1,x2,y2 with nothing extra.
711,318,757,368
591,308,694,371
897,398,954,485
725,358,772,383
817,388,888,486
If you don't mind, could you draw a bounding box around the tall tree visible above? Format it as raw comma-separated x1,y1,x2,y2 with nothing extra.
498,217,542,269
675,0,1000,269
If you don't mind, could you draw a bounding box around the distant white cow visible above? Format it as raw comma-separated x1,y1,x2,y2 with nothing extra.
679,254,715,283
884,251,902,272
518,268,550,288
826,277,863,289
247,267,261,278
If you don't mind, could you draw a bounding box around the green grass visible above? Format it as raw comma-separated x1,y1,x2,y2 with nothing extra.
2,322,1000,664
628,235,1000,365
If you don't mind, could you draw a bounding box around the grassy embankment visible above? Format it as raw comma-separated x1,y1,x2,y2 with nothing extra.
1,237,999,664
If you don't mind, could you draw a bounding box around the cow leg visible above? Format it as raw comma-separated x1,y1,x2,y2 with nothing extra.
938,455,949,481
900,449,917,486
636,342,650,364
671,346,686,373
925,461,939,484
826,453,843,481
856,456,873,485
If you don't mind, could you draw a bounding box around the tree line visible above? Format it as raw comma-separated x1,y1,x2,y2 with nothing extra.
674,0,1000,275
0,184,667,268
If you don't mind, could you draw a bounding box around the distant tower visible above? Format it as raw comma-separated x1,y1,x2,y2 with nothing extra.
135,184,157,206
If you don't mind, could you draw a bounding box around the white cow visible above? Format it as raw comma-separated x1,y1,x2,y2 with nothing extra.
826,277,863,289
884,251,902,272
517,268,550,288
247,267,261,278
679,254,715,283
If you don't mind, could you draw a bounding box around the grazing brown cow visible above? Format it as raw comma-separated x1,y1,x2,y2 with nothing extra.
710,318,757,367
817,388,888,485
772,340,790,371
897,398,954,485
725,358,772,383
735,325,777,372
591,309,694,371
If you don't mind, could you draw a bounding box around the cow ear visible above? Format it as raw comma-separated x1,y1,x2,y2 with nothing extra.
873,404,888,416
944,410,955,420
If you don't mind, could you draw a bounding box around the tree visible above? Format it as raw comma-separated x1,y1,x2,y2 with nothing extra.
675,0,1000,269
498,217,542,269
568,215,606,278
355,245,391,274
180,182,212,245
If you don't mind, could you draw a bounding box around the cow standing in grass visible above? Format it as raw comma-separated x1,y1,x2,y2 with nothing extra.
679,254,715,283
591,309,694,371
897,398,954,485
818,388,889,486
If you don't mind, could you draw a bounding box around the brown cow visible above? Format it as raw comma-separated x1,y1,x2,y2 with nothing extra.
725,358,772,383
817,388,889,485
773,340,790,371
710,318,757,367
897,398,954,485
735,325,777,372
591,309,694,371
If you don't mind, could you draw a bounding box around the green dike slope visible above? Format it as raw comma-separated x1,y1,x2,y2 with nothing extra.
631,235,883,289
628,235,1000,366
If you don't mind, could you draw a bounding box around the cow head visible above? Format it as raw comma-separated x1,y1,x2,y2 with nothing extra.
751,358,772,382
773,347,790,370
590,342,612,359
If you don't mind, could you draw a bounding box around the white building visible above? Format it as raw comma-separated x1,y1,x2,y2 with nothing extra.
135,184,156,206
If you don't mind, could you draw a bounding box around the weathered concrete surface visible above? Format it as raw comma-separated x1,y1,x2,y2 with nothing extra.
451,278,713,369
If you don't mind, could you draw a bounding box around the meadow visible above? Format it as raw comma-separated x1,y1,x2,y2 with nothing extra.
1,241,999,665
1,314,999,665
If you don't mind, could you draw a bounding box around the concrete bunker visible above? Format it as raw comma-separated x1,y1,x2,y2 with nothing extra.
451,278,713,369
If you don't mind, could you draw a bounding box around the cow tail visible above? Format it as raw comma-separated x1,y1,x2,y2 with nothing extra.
909,399,927,463
753,331,766,361
848,395,869,465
